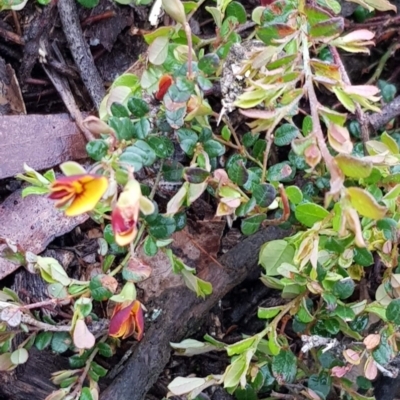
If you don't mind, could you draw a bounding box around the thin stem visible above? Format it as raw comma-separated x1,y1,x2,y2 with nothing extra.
270,297,299,330
70,335,107,398
330,45,370,152
109,252,130,277
261,131,274,182
367,42,400,84
303,34,333,167
184,22,193,78
219,113,242,149
20,297,70,311
212,134,241,150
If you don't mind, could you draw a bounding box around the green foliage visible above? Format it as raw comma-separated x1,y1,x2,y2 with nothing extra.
8,0,400,398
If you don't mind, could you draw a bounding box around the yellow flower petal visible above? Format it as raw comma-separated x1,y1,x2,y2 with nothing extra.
115,227,138,247
65,176,108,216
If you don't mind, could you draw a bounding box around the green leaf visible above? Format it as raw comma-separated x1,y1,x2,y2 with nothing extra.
259,240,295,276
224,354,247,389
21,186,49,197
253,183,276,208
90,361,108,377
125,140,157,167
198,53,220,75
257,24,295,45
76,0,98,8
354,248,373,266
235,385,257,400
253,139,266,161
166,106,186,129
147,136,174,158
236,197,256,217
303,4,331,25
386,299,400,325
243,132,260,147
286,186,303,204
89,275,114,301
323,318,340,335
332,278,355,300
133,118,151,139
97,342,113,358
221,125,231,142
225,1,247,24
127,97,149,117
377,218,397,240
86,140,108,161
346,187,387,220
228,160,249,186
163,161,184,181
184,167,210,184
51,332,72,353
258,305,284,319
272,349,297,384
241,214,266,235
335,153,372,178
11,348,28,365
308,373,332,400
108,117,135,141
35,331,53,351
148,35,169,65
378,80,397,103
143,236,158,257
295,203,329,227
149,215,176,239
69,354,88,368
274,124,299,146
176,128,198,155
267,161,295,182
110,102,129,118
79,387,93,400
309,17,344,39
334,305,356,321
204,140,225,157
372,335,392,365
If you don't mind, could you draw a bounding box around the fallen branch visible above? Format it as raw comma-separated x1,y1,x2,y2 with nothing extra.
100,226,291,400
57,0,105,109
368,95,400,131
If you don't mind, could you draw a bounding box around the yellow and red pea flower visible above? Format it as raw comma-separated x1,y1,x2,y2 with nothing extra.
108,300,144,340
111,179,155,246
49,174,109,217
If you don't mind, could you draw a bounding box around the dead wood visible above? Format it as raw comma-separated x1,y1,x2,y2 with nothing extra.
0,348,69,399
101,226,291,400
0,113,87,179
368,95,400,131
0,189,88,280
58,0,105,109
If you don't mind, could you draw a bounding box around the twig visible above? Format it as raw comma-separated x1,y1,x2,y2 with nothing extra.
367,42,400,84
263,185,291,226
0,26,24,45
40,43,95,142
368,95,400,130
57,0,105,109
81,11,116,27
